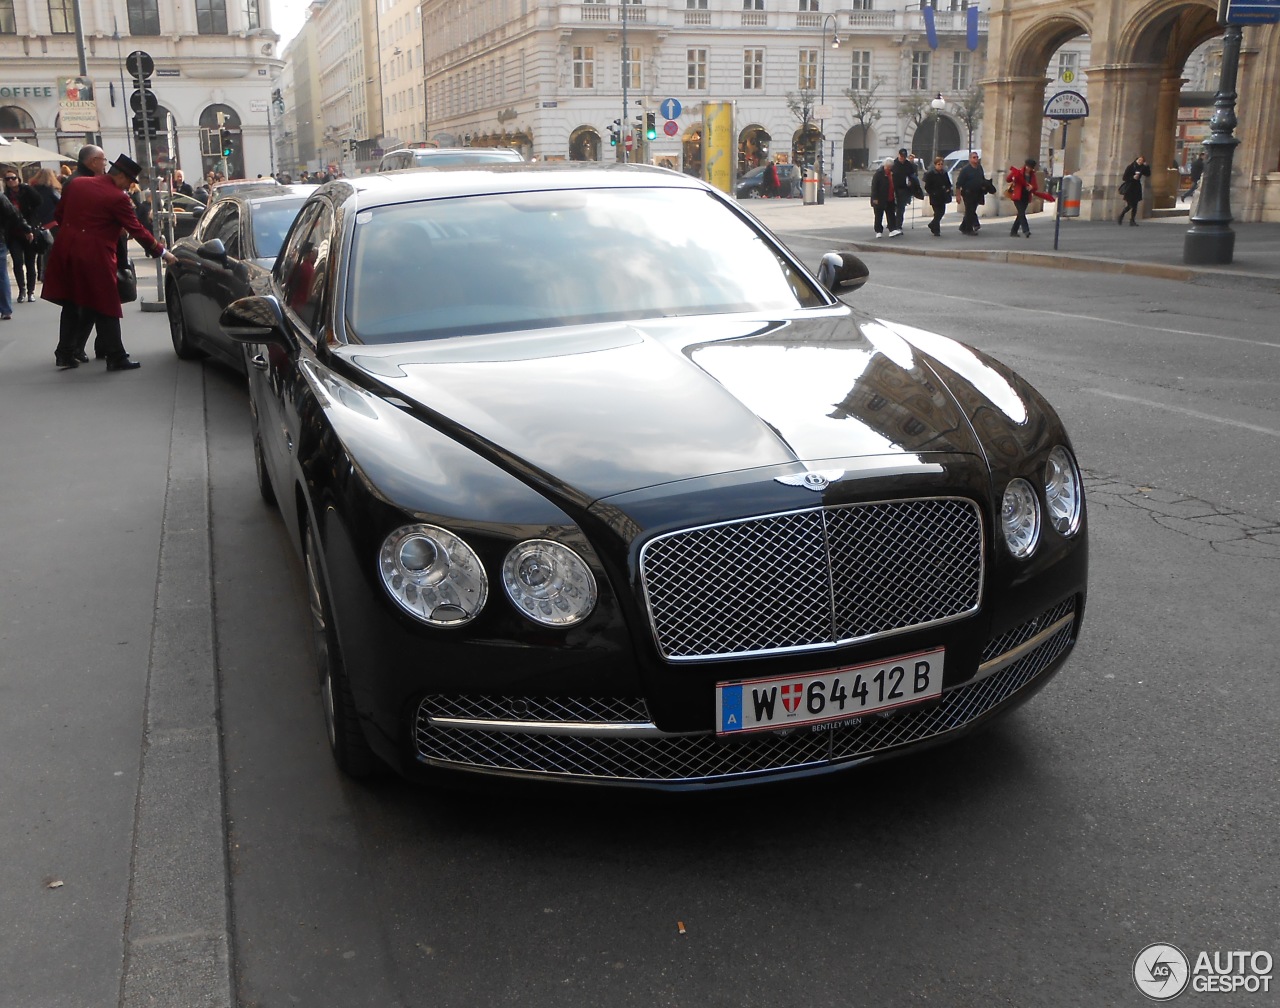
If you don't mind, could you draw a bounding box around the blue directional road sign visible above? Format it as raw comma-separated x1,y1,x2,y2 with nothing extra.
1218,0,1280,22
660,97,682,120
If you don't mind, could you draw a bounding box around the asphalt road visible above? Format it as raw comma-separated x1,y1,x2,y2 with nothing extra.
203,251,1279,1007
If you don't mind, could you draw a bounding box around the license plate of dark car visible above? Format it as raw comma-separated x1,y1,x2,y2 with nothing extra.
715,648,945,735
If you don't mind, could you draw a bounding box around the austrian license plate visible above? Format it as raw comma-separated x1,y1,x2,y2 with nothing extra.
715,648,945,735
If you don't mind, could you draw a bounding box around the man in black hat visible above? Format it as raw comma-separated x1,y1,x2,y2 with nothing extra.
42,154,176,371
888,148,919,237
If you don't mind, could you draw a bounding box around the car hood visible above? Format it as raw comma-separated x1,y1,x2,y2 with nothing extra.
338,310,991,502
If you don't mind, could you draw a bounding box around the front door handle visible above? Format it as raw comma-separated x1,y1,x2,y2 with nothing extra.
250,353,268,371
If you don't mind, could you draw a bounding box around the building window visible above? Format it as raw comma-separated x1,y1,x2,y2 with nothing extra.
798,0,818,10
848,0,872,10
48,0,74,33
686,0,708,7
687,48,707,89
951,50,970,91
195,0,227,34
0,0,16,33
849,50,872,90
1056,51,1077,81
572,46,594,88
127,0,160,34
743,48,764,90
245,0,259,29
910,50,931,90
799,48,817,90
742,0,763,9
621,47,642,89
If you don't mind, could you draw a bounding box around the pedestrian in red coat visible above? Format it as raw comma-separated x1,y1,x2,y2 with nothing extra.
41,154,176,371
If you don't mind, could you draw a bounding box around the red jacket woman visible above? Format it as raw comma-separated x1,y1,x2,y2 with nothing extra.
1005,158,1053,238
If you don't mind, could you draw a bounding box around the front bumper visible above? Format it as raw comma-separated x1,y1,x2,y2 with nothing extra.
408,595,1079,789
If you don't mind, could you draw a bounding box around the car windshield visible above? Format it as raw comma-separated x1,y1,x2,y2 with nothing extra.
345,186,825,343
250,198,309,259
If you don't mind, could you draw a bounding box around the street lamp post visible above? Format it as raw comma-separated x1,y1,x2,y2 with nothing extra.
929,93,946,165
818,14,841,205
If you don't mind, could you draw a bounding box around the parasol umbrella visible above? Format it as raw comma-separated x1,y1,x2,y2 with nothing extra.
0,136,76,164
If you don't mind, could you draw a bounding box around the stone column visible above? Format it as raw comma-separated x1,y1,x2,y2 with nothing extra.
1151,75,1183,210
979,75,1049,218
1075,63,1162,220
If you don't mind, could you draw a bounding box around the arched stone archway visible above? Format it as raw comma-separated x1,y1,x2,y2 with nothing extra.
792,125,820,168
682,124,703,177
983,0,1280,221
0,106,38,141
738,125,771,175
911,115,962,164
199,103,243,180
569,125,601,162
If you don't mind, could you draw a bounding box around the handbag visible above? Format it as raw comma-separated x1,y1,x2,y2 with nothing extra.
117,259,138,303
31,226,54,254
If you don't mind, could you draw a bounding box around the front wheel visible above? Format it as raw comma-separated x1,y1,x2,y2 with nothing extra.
167,286,206,361
305,526,379,778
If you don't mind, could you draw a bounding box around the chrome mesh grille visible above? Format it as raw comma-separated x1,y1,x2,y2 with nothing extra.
421,695,650,724
412,602,1074,785
640,498,983,660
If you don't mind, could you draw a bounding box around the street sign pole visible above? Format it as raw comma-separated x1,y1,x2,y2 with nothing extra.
1043,90,1088,251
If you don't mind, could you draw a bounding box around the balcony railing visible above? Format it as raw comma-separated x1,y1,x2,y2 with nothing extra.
563,4,988,35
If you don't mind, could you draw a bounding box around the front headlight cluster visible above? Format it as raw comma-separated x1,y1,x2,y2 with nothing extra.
379,525,597,629
999,446,1083,559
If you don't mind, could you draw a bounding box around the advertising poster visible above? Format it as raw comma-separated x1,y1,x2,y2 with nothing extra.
701,101,734,194
58,76,99,133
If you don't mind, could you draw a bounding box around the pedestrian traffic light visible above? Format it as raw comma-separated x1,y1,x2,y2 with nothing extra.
645,112,657,141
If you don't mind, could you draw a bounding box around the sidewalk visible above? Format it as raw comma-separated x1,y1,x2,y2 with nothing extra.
740,195,1280,291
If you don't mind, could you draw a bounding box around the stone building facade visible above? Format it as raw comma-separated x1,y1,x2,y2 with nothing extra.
0,0,283,181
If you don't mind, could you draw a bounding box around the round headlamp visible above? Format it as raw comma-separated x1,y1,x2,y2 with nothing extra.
379,525,488,626
1001,478,1041,559
1044,446,1083,536
502,539,597,627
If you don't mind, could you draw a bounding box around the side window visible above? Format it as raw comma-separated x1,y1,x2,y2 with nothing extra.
197,202,235,243
276,201,334,335
214,204,241,258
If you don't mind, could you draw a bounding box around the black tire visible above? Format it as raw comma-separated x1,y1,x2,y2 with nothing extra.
251,423,277,508
305,526,379,778
167,287,206,360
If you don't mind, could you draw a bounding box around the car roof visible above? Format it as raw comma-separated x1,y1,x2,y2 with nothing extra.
214,184,317,205
387,147,524,160
317,162,712,211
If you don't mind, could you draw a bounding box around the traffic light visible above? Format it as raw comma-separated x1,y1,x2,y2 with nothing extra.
645,112,657,141
608,119,620,146
220,129,232,158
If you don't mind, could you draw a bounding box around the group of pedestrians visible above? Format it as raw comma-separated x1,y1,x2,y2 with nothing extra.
9,144,176,371
868,149,1162,237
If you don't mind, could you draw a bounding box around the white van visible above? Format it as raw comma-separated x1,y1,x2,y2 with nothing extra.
942,149,981,182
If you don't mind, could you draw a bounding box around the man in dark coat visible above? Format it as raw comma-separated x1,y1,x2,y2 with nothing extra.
889,148,918,235
955,152,994,235
3,169,42,301
41,154,175,371
62,144,108,190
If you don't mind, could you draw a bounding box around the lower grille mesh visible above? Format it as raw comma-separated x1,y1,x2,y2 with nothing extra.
413,600,1077,785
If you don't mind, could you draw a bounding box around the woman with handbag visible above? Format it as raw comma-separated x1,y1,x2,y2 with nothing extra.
3,168,42,302
40,154,176,371
1005,158,1054,238
28,167,61,283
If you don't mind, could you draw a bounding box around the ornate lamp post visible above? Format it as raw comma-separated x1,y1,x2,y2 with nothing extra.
929,93,946,165
817,14,841,205
1184,23,1242,265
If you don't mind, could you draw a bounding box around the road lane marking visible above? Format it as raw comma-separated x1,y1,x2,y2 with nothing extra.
1084,388,1280,438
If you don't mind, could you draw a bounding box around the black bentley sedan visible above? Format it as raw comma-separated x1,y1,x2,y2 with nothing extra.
165,184,314,370
220,164,1087,789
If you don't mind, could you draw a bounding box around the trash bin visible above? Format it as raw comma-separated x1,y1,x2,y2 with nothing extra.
1058,174,1082,218
803,169,819,205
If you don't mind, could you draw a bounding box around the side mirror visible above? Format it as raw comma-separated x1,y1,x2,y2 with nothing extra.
221,295,287,344
197,238,227,262
817,252,870,294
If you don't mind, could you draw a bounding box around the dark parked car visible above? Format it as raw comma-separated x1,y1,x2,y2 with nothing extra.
165,185,315,370
377,146,525,171
220,164,1087,789
736,162,801,198
152,191,207,240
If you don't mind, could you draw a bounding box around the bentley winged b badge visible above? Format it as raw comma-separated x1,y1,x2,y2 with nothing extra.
775,468,846,492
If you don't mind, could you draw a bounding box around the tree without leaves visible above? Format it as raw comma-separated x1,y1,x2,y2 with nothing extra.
954,83,985,153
